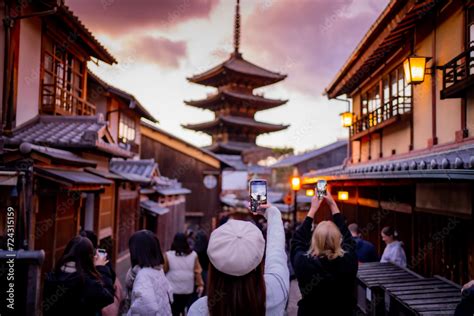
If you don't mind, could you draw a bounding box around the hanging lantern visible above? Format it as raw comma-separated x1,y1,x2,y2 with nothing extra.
290,176,301,191
338,191,349,201
340,111,354,128
403,56,429,84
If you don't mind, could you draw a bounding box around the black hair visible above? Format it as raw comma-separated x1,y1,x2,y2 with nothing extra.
129,230,164,268
382,226,399,240
171,232,192,256
79,230,98,249
193,230,208,254
54,236,101,282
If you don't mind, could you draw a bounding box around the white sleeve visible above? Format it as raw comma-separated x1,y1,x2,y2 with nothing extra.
264,206,290,311
394,246,407,268
128,273,160,315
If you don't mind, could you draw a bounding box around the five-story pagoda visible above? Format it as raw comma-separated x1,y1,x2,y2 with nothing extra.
183,0,288,159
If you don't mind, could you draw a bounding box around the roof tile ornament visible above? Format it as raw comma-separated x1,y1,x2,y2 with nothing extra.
234,0,241,55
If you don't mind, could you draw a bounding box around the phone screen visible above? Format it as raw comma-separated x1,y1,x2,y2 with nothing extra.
97,248,107,258
250,180,267,211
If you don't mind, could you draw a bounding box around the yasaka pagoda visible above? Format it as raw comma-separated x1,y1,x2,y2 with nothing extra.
183,0,288,163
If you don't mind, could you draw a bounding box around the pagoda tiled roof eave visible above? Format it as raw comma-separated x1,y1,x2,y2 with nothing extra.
187,55,286,87
184,91,288,109
182,116,288,133
206,141,271,155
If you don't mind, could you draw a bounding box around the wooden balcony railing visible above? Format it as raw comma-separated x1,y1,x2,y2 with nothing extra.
440,46,474,99
41,84,96,116
351,96,412,138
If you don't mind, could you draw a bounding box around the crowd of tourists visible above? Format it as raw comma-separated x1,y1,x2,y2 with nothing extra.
42,188,474,316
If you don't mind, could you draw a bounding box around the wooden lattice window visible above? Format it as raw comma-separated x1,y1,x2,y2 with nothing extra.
41,36,94,115
119,114,136,143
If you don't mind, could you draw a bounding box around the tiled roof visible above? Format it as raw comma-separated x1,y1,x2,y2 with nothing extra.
140,120,230,168
271,140,347,168
58,5,116,64
188,54,286,87
85,167,124,180
5,115,132,158
110,158,192,195
88,71,158,123
207,141,270,155
154,176,191,195
140,200,169,216
183,116,288,134
35,167,113,186
303,143,474,181
19,143,96,167
326,0,437,98
110,158,157,182
184,90,287,110
216,154,248,170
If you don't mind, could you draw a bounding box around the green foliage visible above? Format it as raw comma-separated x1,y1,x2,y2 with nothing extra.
272,147,294,157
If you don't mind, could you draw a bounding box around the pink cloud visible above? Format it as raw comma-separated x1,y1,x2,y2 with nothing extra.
242,0,389,95
66,0,220,35
126,36,187,69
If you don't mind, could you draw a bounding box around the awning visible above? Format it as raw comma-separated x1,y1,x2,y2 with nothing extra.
35,167,113,187
303,143,474,182
140,188,156,195
154,187,192,196
0,171,18,186
140,200,169,216
19,143,97,167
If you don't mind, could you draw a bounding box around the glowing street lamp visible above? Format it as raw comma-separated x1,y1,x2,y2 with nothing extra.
340,111,354,128
305,189,315,197
290,176,301,224
403,56,430,84
291,176,301,191
338,191,349,201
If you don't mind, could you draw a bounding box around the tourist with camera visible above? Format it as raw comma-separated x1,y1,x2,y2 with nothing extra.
291,186,358,316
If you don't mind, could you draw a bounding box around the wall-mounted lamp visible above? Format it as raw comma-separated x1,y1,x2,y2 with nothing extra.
338,191,349,201
403,56,431,84
340,111,354,128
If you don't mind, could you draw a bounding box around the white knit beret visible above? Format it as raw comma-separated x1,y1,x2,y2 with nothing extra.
207,219,265,277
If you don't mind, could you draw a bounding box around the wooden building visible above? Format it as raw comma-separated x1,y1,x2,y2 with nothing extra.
87,71,159,157
140,121,229,232
303,0,474,285
0,1,156,277
183,0,288,164
109,158,190,251
271,140,347,189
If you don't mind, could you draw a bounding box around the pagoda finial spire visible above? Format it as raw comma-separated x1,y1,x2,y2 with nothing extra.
233,0,241,55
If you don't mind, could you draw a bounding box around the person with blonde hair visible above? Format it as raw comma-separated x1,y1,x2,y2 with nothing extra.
291,188,358,316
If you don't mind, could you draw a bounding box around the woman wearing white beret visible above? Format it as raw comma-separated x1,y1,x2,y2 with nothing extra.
188,204,290,316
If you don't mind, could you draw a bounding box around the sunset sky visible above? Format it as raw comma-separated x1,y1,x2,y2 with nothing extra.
67,0,389,153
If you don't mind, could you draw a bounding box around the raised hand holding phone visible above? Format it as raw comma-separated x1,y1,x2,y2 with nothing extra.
249,179,267,213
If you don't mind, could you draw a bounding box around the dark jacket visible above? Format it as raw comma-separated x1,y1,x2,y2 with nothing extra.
455,284,474,316
43,265,114,316
354,237,378,263
291,214,358,316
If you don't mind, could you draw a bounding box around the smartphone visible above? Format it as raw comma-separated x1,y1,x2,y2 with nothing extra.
97,248,107,258
249,179,267,212
316,180,327,200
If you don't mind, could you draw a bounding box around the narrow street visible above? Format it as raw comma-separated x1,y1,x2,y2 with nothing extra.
0,0,473,315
